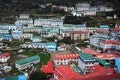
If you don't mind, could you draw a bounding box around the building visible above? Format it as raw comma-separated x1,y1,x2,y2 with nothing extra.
54,65,81,80
0,24,16,30
62,30,90,40
50,19,63,27
78,52,97,73
0,52,10,62
12,30,23,39
32,36,42,42
73,24,86,30
100,25,110,30
96,28,109,36
115,21,120,28
46,42,56,52
15,55,40,70
41,61,54,73
90,34,110,47
22,27,41,33
70,30,90,40
115,58,120,73
2,74,27,80
48,29,59,37
22,33,33,40
83,10,96,16
2,34,12,41
75,3,90,11
34,18,51,26
20,14,30,18
100,40,120,51
21,42,56,51
53,54,78,66
100,40,115,51
82,48,101,55
71,10,82,16
16,18,33,25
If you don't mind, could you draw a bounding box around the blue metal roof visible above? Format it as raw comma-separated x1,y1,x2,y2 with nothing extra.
115,58,120,73
100,25,109,28
0,78,5,80
2,34,12,37
18,75,27,80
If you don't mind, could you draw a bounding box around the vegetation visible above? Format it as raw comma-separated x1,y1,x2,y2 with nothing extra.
29,70,47,80
58,37,74,44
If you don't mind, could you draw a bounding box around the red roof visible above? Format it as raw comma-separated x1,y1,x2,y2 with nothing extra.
96,28,109,33
0,52,10,57
101,40,120,44
63,30,90,34
85,64,114,78
41,61,54,73
114,41,120,45
101,40,116,44
49,78,57,80
53,54,78,60
82,48,101,55
55,65,81,80
111,28,120,32
96,53,119,59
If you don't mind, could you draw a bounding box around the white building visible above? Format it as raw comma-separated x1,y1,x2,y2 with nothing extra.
90,34,110,47
73,24,86,30
51,19,63,27
32,36,42,42
53,54,78,66
100,40,114,51
12,30,23,39
15,55,40,70
20,14,30,18
0,24,16,30
16,18,33,25
83,10,96,16
34,19,51,26
71,10,82,16
76,3,90,11
22,33,33,40
78,52,97,73
0,52,10,62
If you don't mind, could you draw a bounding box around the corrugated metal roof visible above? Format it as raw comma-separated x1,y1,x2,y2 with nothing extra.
16,55,40,65
5,76,18,80
80,52,95,61
98,59,110,66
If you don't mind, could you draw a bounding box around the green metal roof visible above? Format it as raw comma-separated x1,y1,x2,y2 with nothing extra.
80,52,95,61
98,59,110,66
49,29,59,33
16,55,40,65
33,36,41,38
5,76,18,80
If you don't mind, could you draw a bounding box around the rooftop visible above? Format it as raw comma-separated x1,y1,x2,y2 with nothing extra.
53,54,78,59
96,53,119,59
41,61,54,73
16,55,40,65
82,48,101,55
55,65,81,80
79,52,95,61
98,59,110,66
0,52,10,57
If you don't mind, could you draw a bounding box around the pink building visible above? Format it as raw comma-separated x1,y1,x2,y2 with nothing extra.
62,30,90,40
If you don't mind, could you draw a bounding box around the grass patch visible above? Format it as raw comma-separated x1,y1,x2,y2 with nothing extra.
39,53,51,65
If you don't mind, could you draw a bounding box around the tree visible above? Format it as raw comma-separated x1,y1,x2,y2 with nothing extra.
29,71,47,80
